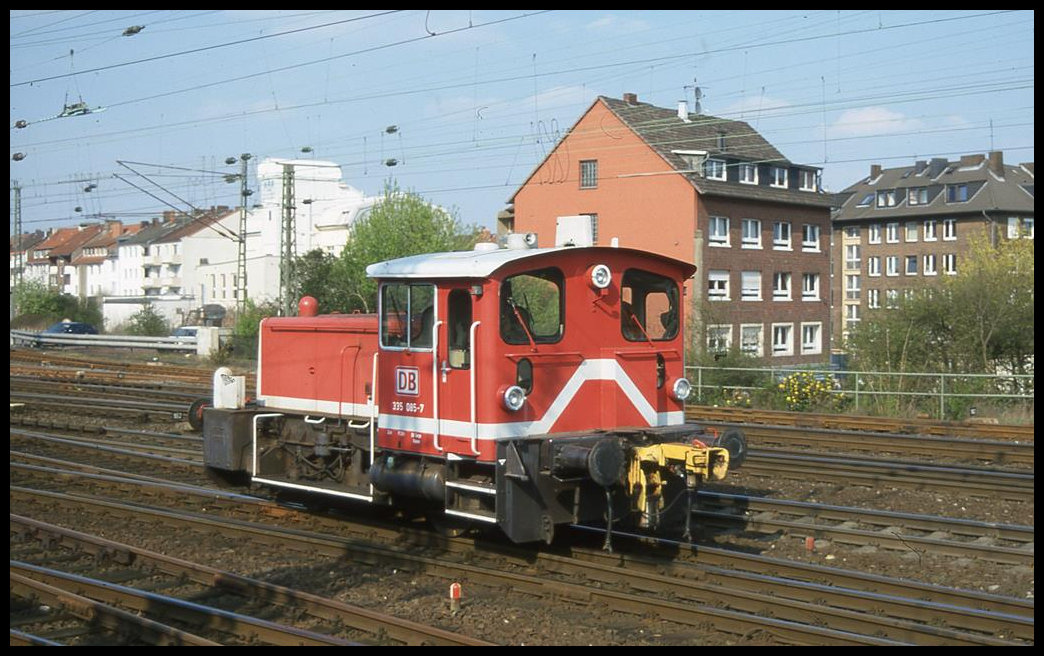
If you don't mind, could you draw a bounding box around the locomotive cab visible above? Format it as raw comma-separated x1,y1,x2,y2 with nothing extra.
201,242,738,546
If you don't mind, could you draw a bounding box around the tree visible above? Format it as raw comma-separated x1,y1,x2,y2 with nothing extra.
292,248,353,314
11,280,102,329
126,302,169,336
337,181,479,312
848,234,1033,378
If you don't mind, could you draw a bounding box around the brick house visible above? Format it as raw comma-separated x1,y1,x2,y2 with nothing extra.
506,93,835,364
831,152,1034,345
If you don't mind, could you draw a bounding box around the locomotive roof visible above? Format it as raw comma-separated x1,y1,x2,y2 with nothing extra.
366,245,695,280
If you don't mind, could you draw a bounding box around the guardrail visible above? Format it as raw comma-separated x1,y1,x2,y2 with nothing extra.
10,330,198,352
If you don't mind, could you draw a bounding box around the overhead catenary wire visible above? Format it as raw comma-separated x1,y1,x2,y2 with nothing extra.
10,10,1032,232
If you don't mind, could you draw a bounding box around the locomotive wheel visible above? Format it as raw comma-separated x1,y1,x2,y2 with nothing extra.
187,397,210,432
716,428,748,468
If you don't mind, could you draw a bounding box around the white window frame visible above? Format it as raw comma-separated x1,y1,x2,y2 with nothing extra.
877,190,896,207
772,272,792,301
923,219,937,241
844,244,860,270
741,218,762,249
740,324,763,357
704,158,727,181
740,271,762,301
708,216,730,247
886,255,899,277
1007,217,1020,239
845,304,860,325
773,221,792,250
886,222,900,243
885,289,898,308
800,322,822,355
905,255,918,276
739,163,758,185
845,274,861,300
943,218,957,241
799,170,817,192
708,270,731,301
908,187,928,206
923,253,937,276
942,253,957,275
867,256,881,277
771,323,794,357
801,224,820,251
707,324,732,353
867,288,880,309
769,166,788,188
801,272,820,301
905,222,918,242
868,223,881,244
1007,217,1033,240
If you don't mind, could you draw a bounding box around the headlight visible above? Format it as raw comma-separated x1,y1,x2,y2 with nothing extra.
589,264,611,289
501,385,526,412
670,378,692,401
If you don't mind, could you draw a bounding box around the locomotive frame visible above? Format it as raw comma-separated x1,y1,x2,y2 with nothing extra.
201,241,740,545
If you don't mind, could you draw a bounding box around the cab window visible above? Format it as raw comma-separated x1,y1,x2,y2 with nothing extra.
621,269,679,341
381,282,435,349
500,268,564,344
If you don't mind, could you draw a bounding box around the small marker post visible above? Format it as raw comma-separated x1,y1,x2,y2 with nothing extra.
449,582,462,612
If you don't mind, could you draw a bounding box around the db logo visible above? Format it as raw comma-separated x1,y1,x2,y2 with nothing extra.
395,367,420,396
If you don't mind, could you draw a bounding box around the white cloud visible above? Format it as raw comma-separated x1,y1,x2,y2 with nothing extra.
720,95,793,120
830,107,925,138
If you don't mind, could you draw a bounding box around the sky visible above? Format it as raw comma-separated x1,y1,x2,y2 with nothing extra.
9,10,1035,237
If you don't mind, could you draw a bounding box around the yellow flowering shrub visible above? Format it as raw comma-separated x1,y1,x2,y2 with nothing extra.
775,371,844,412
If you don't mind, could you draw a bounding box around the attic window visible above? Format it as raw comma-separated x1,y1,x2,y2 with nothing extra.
717,131,727,151
703,159,726,180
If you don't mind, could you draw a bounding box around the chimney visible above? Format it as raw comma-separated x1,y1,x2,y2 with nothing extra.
914,160,927,174
623,92,638,105
870,164,882,180
677,100,689,122
988,151,1004,177
959,154,984,168
928,157,948,178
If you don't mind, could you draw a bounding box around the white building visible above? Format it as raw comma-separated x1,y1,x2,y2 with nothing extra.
185,158,381,310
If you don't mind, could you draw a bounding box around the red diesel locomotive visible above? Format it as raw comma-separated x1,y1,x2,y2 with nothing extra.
201,240,742,544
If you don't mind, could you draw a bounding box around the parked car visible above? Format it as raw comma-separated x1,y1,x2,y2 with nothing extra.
172,326,201,339
44,321,98,335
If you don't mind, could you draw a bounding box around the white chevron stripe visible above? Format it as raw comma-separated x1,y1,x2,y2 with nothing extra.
380,358,682,440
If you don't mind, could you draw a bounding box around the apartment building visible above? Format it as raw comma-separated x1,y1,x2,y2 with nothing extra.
831,152,1034,344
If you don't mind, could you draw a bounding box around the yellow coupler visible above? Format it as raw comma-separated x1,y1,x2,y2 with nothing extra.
628,442,729,529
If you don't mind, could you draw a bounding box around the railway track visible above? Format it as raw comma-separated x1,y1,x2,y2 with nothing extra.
10,354,1034,645
12,516,486,646
687,405,1033,442
701,421,1033,467
9,477,1032,646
